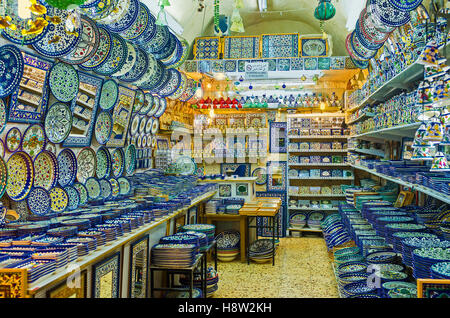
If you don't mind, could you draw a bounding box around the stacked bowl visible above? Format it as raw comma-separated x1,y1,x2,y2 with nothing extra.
412,247,450,279
215,231,240,262
248,239,275,264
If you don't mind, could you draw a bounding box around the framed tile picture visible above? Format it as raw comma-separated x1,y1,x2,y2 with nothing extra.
47,270,87,298
92,251,121,298
417,279,450,298
223,36,260,59
300,37,329,57
266,161,287,192
129,235,149,298
0,269,28,298
261,33,299,58
270,122,287,153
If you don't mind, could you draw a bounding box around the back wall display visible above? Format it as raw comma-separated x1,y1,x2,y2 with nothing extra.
220,163,251,177
261,33,299,58
270,122,287,153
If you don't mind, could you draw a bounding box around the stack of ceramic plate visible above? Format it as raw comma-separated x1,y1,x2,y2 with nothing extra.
391,232,437,253
216,230,240,262
289,212,307,228
98,223,123,237
412,247,450,279
381,281,417,298
151,243,198,268
248,239,275,263
374,216,415,237
66,237,97,252
366,209,407,225
307,211,325,229
60,219,92,231
180,224,215,244
31,248,69,269
165,288,203,298
0,228,18,238
95,225,118,242
366,251,397,265
6,259,56,283
175,231,208,251
47,226,78,238
335,253,365,267
402,238,450,267
337,272,368,296
205,200,221,214
180,266,219,298
334,246,361,259
60,241,89,257
75,214,103,226
31,236,65,246
355,196,384,211
160,234,200,252
105,219,132,233
342,281,377,298
17,224,50,236
78,230,107,246
53,244,78,263
345,187,364,206
384,223,427,245
376,270,409,295
387,286,417,298
430,262,450,279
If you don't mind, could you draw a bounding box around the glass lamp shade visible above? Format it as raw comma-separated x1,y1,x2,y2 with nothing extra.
314,0,336,21
423,117,444,142
430,152,450,172
411,146,436,161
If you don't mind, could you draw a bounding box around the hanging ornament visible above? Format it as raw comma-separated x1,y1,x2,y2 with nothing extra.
214,0,221,36
248,84,253,90
314,0,336,33
230,8,244,33
282,83,286,89
156,5,168,26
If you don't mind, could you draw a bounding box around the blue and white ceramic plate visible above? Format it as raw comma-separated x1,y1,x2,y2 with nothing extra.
133,89,145,114
120,2,152,43
93,33,128,76
117,176,131,195
154,97,167,118
49,62,79,103
80,26,112,70
145,116,154,134
0,44,24,98
134,56,164,90
112,42,136,77
94,111,113,145
27,187,51,215
98,79,119,111
64,185,80,211
57,148,77,187
151,118,159,135
149,65,170,93
368,0,411,27
76,147,97,184
129,115,140,136
99,178,112,201
117,47,149,83
153,32,177,61
73,182,88,206
143,24,170,53
107,0,140,33
111,148,125,177
96,146,111,179
44,102,73,144
85,177,101,201
124,144,136,176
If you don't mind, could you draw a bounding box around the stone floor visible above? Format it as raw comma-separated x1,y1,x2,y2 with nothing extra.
212,237,339,298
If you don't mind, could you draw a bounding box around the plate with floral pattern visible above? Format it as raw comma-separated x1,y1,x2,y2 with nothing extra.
133,89,145,114
96,146,111,179
22,124,47,160
77,147,97,184
99,178,112,200
154,97,167,118
93,33,128,76
49,187,69,213
6,151,34,201
124,144,136,176
0,156,7,199
117,176,131,195
94,111,113,145
109,178,120,198
98,79,119,111
112,42,136,77
44,102,73,144
0,139,5,158
107,0,140,33
49,62,79,102
147,94,159,117
132,53,159,88
33,150,58,191
138,115,147,134
73,182,88,206
151,118,159,135
27,187,51,216
144,24,170,53
252,167,267,185
64,185,80,211
120,2,153,42
145,116,154,134
80,26,112,70
130,115,140,137
142,135,147,148
117,47,149,83
85,177,101,201
0,45,24,98
5,127,22,153
57,148,77,187
111,148,125,177
0,98,7,135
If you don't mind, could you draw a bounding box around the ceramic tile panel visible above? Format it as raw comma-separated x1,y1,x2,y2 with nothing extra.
318,57,331,70
223,36,260,59
261,34,300,58
194,37,221,60
224,60,237,72
304,57,318,70
330,57,345,70
277,59,291,71
300,37,328,57
290,58,304,70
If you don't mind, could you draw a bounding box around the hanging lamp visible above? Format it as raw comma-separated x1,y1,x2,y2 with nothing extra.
314,0,336,34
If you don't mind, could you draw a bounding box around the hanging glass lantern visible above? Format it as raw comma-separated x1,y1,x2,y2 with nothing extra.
314,0,336,32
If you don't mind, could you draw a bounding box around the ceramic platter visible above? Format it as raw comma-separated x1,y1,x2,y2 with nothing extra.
49,62,79,102
369,0,411,27
73,182,88,206
107,0,140,33
176,156,197,175
153,32,177,61
27,187,51,216
0,45,24,98
138,115,147,134
117,47,149,83
142,135,147,148
44,102,73,144
57,148,77,187
77,147,97,184
153,97,167,118
145,116,153,134
49,187,69,213
85,177,101,201
95,111,113,145
99,79,119,111
133,89,146,114
169,72,187,100
5,127,22,153
120,2,152,42
6,151,34,201
99,178,112,200
130,115,140,136
151,118,159,135
96,146,111,179
33,150,58,191
117,176,131,196
149,64,169,93
32,5,82,57
111,148,125,178
110,178,120,198
0,99,6,135
136,134,143,148
94,32,128,76
145,24,170,53
147,94,159,117
124,144,137,176
0,156,7,199
132,54,160,88
80,26,112,71
252,167,267,185
22,124,47,160
64,185,80,211
60,15,100,65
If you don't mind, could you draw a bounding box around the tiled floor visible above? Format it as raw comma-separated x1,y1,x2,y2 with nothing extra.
213,237,339,298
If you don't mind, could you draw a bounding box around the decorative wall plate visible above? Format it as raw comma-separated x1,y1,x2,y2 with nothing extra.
136,134,143,148
109,178,120,198
85,177,101,201
178,78,196,102
358,8,391,45
0,139,5,159
94,111,113,145
148,65,169,93
144,24,170,53
162,35,182,66
146,94,159,117
64,185,80,211
45,102,73,144
60,15,100,65
33,150,58,191
130,115,140,136
134,89,146,114
170,38,190,69
22,124,46,160
96,0,129,24
117,47,149,83
175,156,197,175
151,118,159,135
77,147,97,184
99,79,119,111
27,187,51,216
0,156,8,199
93,33,128,76
133,56,163,90
112,42,136,77
153,32,176,60
0,45,24,98
107,0,140,33
120,2,152,43
300,38,328,57
350,31,377,61
73,182,88,206
145,116,153,134
142,135,147,148
168,72,187,100
368,0,411,27
57,148,77,187
80,26,112,70
0,99,6,135
6,151,34,201
49,187,69,212
99,179,112,200
111,148,125,177
153,97,167,118
49,63,79,103
80,0,115,21
138,115,147,134
124,144,136,176
117,176,131,196
387,0,423,11
31,6,82,58
96,146,111,179
252,167,267,185
5,127,22,153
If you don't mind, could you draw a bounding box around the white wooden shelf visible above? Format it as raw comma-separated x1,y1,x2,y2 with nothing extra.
350,122,421,141
348,148,385,157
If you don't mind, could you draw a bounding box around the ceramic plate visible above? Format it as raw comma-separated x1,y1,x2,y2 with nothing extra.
137,135,143,148
109,178,120,198
0,156,7,199
98,79,119,111
44,102,73,144
73,182,88,206
170,38,190,69
94,32,128,76
117,47,149,83
85,177,101,200
22,124,46,160
144,24,170,53
151,118,159,135
0,99,6,135
130,115,140,136
27,187,51,216
77,147,97,184
57,148,77,187
112,42,136,78
80,26,112,70
154,97,167,118
175,156,197,175
60,15,100,65
138,93,152,115
5,127,22,153
148,64,169,93
32,6,82,57
49,187,69,212
6,151,34,201
120,2,151,41
252,167,267,185
153,32,177,61
96,146,111,179
49,62,79,102
142,135,147,148
64,185,80,211
0,44,24,98
145,116,153,134
124,144,136,176
117,176,131,195
169,71,187,100
111,148,125,177
133,89,145,113
94,111,113,145
99,178,112,200
138,115,147,134
45,143,57,155
132,54,160,88
107,0,140,33
33,150,58,191
147,95,159,117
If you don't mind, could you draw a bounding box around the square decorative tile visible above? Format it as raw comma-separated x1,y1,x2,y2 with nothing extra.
330,57,345,70
290,58,304,70
261,34,299,58
345,57,357,69
318,57,331,70
224,60,237,72
211,60,224,73
184,60,198,73
304,57,318,70
277,58,291,71
300,37,328,57
194,37,220,60
264,59,277,71
223,36,260,59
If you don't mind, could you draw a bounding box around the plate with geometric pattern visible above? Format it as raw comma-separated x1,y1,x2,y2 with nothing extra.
44,102,73,144
27,187,51,216
57,148,77,187
49,62,79,103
